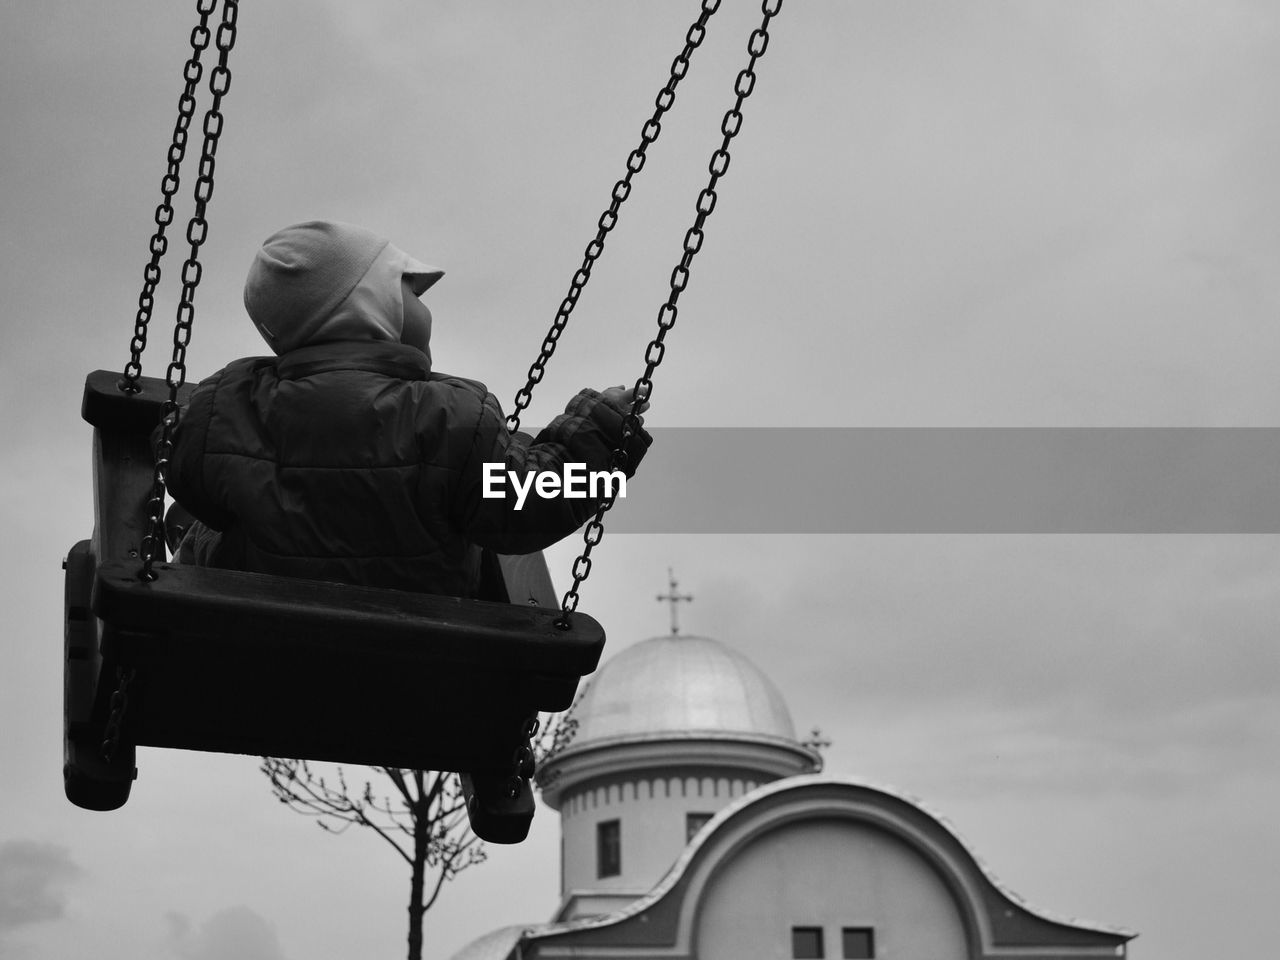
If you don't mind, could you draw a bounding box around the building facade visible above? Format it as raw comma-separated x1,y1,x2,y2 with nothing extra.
451,632,1134,960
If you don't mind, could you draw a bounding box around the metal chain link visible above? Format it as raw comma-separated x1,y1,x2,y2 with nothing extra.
121,0,219,393
556,0,784,627
141,0,239,578
505,715,541,799
506,0,723,434
101,667,137,763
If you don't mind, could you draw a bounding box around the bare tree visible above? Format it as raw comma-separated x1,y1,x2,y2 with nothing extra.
260,760,484,960
259,705,582,960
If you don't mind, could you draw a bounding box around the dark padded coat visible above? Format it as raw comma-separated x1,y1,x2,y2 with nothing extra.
166,340,650,597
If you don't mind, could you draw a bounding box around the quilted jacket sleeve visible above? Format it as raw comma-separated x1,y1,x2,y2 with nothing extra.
452,388,653,555
164,368,236,533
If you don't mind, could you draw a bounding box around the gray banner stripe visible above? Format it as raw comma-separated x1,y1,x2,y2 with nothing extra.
591,428,1280,533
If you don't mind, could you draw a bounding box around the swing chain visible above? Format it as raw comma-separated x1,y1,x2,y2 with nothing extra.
505,716,540,799
101,666,137,764
556,0,784,627
122,0,221,393
506,0,723,435
140,0,239,578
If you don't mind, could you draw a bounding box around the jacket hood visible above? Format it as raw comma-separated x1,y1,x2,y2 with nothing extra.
243,220,443,355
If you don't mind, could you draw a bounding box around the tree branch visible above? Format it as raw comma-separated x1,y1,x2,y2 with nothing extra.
260,756,487,928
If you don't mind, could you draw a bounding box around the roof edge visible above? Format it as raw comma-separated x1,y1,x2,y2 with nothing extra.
521,774,1138,947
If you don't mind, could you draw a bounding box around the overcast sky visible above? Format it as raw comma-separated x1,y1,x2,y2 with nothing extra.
3,2,1278,959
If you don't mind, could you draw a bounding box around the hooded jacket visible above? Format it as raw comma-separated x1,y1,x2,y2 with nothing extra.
167,341,650,597
166,220,650,597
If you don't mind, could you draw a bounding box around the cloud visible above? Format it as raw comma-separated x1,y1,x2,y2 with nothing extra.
672,534,1280,807
0,840,81,932
166,906,290,960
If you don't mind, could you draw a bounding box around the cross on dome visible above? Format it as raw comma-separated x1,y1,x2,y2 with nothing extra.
655,568,693,636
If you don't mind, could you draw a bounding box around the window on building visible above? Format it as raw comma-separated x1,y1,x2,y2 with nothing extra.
792,926,824,959
841,927,875,959
596,819,621,878
686,812,714,842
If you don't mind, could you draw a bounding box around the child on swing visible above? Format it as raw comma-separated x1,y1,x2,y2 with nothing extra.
166,220,650,598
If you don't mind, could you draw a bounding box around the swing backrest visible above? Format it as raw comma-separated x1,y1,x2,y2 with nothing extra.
77,370,604,773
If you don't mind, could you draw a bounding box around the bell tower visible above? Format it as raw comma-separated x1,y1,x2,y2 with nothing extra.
537,586,820,920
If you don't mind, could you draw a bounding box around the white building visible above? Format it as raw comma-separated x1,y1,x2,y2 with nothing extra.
452,629,1135,960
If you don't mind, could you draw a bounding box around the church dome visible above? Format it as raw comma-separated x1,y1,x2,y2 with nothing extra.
538,631,819,818
567,634,798,746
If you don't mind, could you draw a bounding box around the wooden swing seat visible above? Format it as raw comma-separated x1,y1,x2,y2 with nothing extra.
89,556,598,765
65,370,605,844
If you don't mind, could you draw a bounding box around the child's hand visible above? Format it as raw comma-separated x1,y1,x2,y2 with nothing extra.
600,384,651,420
